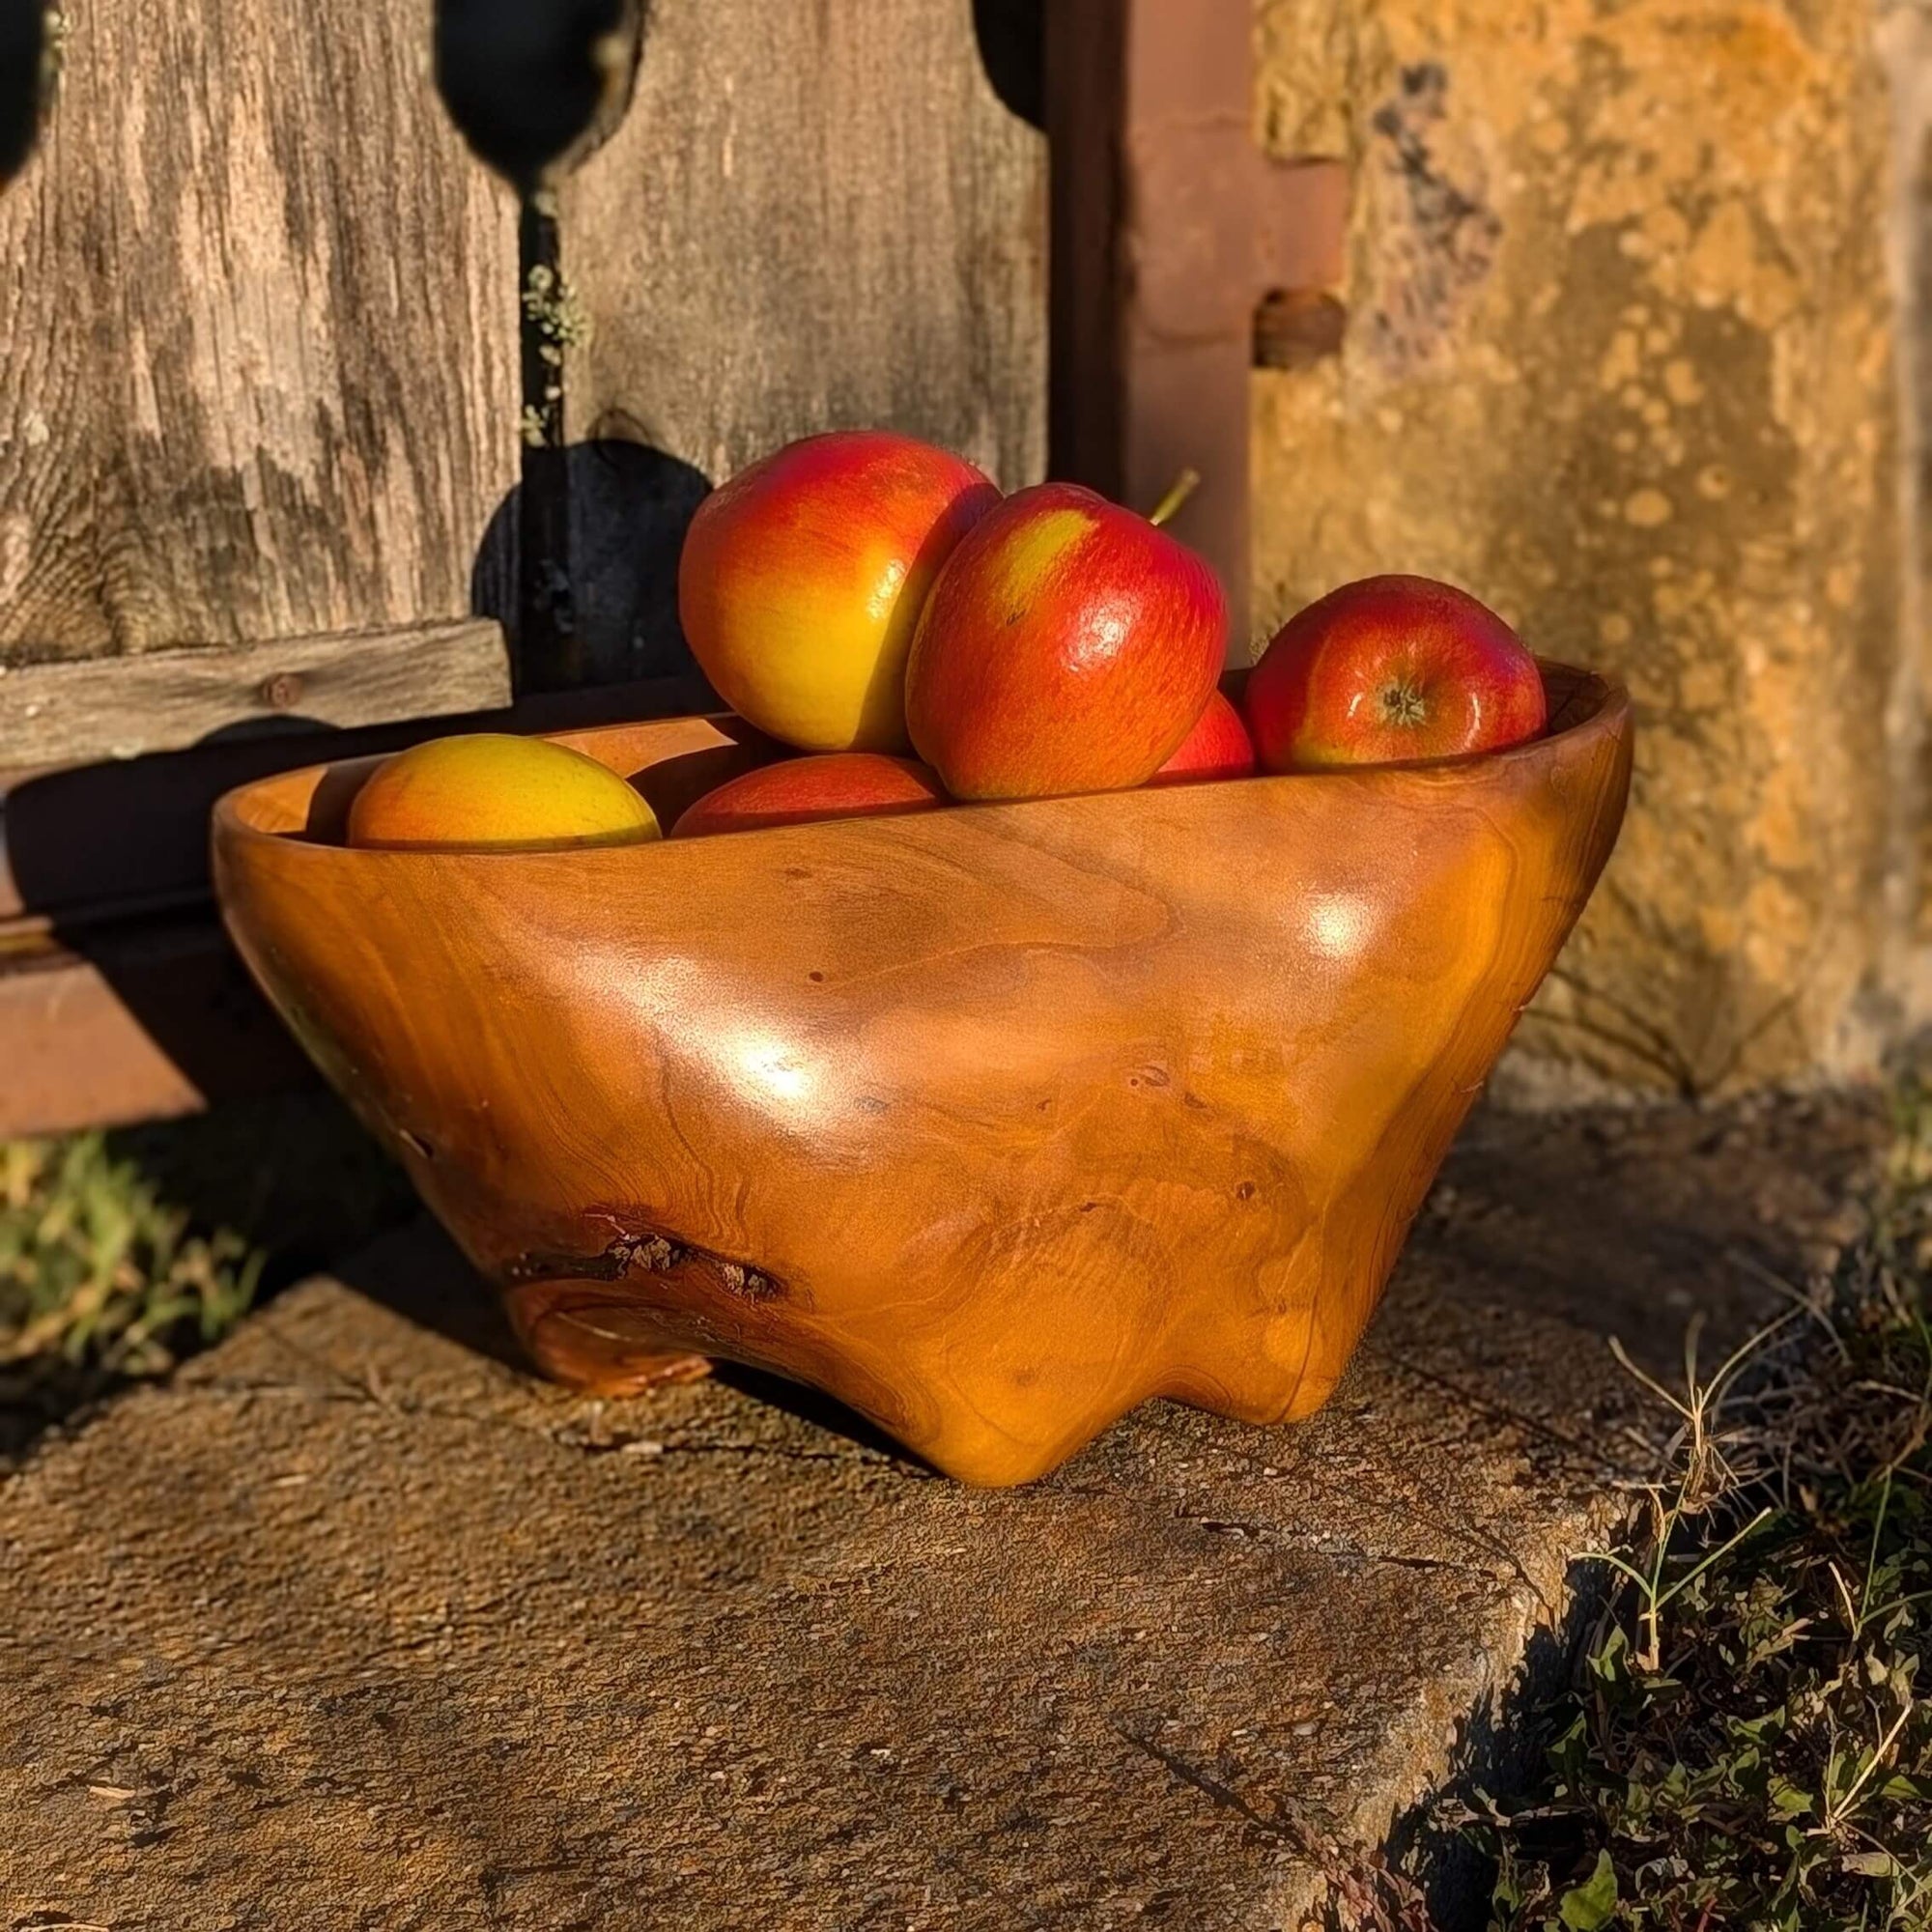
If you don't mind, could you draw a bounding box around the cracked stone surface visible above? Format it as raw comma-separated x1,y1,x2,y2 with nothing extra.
0,1094,1883,1930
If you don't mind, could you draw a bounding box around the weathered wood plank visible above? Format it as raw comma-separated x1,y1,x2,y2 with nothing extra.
557,0,1046,680
0,619,513,768
0,0,520,660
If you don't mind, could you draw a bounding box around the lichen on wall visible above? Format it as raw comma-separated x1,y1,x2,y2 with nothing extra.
1254,0,1907,1095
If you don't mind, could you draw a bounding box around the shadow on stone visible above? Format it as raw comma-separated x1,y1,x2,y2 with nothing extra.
1399,1090,1882,1382
328,1217,924,1469
1384,1584,1609,1926
330,1222,529,1378
711,1361,929,1470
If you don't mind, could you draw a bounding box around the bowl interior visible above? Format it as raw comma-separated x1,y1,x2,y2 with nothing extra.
219,661,1616,846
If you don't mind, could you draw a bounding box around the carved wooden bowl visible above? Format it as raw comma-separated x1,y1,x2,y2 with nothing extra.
213,665,1630,1485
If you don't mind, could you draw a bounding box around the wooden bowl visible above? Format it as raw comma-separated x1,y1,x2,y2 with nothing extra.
213,666,1631,1485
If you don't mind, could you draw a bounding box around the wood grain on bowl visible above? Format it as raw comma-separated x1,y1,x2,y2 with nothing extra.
213,666,1632,1485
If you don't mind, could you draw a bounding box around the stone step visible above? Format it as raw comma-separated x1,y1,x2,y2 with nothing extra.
0,1096,1879,1929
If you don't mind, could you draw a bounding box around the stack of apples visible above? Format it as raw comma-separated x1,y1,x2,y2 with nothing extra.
345,430,1548,852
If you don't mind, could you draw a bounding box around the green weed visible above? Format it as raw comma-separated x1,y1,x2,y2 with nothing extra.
1463,1085,1932,1932
0,1132,264,1381
0,1097,414,1463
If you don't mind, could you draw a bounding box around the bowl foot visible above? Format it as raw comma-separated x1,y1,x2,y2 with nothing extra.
504,1279,713,1397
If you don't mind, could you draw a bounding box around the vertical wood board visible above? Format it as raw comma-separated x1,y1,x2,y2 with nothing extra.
0,0,520,661
560,0,1046,499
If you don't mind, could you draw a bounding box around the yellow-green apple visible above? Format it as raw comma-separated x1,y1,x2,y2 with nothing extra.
1244,575,1546,771
1148,690,1256,786
678,430,1000,753
346,734,659,850
903,482,1228,799
672,753,946,838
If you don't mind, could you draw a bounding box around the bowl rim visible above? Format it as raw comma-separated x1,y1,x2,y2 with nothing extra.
212,658,1629,857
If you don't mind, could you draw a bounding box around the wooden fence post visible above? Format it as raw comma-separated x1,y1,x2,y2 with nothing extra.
1044,0,1347,658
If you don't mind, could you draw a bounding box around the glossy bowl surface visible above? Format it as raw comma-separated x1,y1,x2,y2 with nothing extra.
213,667,1631,1484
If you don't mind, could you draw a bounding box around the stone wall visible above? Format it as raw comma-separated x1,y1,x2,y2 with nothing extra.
1252,0,1918,1097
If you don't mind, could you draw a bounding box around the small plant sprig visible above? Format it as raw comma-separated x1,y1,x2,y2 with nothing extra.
520,262,590,449
0,1133,264,1383
40,7,70,96
1585,1311,1796,1676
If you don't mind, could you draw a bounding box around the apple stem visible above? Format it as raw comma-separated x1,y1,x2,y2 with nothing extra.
1147,468,1201,528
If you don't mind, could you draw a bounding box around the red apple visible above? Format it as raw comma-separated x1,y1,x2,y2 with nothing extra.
1244,575,1547,771
678,430,1000,754
903,482,1228,800
1148,691,1256,786
671,753,947,838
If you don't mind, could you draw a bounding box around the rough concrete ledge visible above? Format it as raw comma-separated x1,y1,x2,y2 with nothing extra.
0,1095,1882,1930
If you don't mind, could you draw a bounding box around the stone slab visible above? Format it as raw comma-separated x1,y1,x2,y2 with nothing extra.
0,1095,1881,1929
